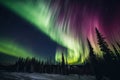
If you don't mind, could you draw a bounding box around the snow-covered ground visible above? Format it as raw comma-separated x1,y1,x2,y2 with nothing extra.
0,72,98,80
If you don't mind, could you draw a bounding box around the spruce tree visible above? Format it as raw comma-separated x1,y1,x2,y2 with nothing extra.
116,42,120,53
87,38,103,80
87,38,96,61
95,28,112,62
61,52,65,74
62,53,65,66
113,44,120,62
117,42,120,49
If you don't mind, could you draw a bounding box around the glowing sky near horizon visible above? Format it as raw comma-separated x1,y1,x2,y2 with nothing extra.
0,0,120,64
0,38,35,58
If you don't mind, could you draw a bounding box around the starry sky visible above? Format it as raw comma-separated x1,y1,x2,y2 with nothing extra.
0,0,120,64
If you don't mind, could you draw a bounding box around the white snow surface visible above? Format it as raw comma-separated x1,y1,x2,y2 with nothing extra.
0,72,97,80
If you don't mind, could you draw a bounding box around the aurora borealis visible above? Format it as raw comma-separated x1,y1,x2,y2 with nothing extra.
0,0,120,64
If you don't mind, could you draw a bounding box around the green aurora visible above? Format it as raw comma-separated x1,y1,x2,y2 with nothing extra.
0,0,88,64
0,38,35,59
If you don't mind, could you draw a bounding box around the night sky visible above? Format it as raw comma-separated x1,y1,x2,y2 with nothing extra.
0,4,58,64
0,0,120,64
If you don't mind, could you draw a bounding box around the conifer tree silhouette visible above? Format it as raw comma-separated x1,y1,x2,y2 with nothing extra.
116,42,120,54
87,38,96,60
61,52,65,74
112,44,119,61
95,28,116,80
62,53,65,66
117,42,120,49
112,44,120,78
95,28,112,62
87,38,102,80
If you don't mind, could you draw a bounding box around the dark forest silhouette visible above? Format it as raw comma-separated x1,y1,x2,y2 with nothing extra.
0,28,120,80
